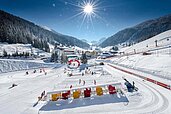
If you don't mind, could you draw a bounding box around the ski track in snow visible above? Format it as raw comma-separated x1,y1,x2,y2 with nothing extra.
104,65,170,114
0,66,66,114
0,64,171,114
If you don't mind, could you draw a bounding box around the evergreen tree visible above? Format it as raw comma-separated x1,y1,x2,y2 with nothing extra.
51,51,58,62
81,52,87,64
3,49,8,57
0,10,89,51
112,46,119,51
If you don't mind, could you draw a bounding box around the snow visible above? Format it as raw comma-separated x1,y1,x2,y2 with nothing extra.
74,46,87,52
36,64,171,114
1,30,171,114
111,54,171,78
48,43,54,53
41,26,52,32
0,43,51,57
0,65,63,114
106,29,171,84
0,58,171,114
121,30,171,54
101,46,113,52
0,59,58,73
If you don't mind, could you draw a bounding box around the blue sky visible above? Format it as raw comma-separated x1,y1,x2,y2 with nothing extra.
1,0,171,42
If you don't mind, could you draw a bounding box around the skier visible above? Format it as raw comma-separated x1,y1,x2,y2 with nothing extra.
64,68,67,73
124,79,138,92
70,85,73,89
9,83,17,89
91,71,94,75
94,80,96,85
43,68,45,73
79,79,81,84
83,80,85,86
33,70,36,73
45,72,47,75
26,71,29,75
40,69,42,73
82,72,84,76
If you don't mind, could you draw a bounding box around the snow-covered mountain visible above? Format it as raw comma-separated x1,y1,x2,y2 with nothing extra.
120,29,171,54
97,37,107,45
0,10,90,50
111,29,171,81
100,14,171,47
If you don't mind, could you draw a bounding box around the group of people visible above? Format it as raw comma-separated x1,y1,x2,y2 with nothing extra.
78,79,86,85
25,68,47,75
78,79,97,86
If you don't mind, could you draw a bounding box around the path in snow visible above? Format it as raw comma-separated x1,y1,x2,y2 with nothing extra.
0,64,171,114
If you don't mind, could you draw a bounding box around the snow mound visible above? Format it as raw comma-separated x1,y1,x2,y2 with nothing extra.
0,59,57,73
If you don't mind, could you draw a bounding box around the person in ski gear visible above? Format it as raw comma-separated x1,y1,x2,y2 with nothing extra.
91,71,94,75
33,70,36,73
40,69,42,73
9,83,17,89
83,80,85,86
26,71,29,75
45,72,47,75
79,79,81,84
94,80,96,85
70,85,73,89
124,79,138,92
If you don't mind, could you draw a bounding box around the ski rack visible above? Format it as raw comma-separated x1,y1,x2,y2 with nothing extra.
46,82,122,101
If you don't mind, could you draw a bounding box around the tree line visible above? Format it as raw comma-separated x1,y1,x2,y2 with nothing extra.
2,50,30,58
0,10,89,51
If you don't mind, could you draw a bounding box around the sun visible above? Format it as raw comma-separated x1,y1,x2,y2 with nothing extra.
61,0,105,29
84,3,93,14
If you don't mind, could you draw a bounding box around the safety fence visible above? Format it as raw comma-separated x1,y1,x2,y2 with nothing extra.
46,82,122,101
108,64,171,90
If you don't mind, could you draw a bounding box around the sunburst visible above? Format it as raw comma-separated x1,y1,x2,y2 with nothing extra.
83,3,93,14
60,0,107,29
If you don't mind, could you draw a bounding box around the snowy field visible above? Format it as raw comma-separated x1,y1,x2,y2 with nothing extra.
0,59,59,73
1,62,171,114
1,30,171,114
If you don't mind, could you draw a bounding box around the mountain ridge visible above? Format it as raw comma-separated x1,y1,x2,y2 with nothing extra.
0,10,90,51
100,14,171,48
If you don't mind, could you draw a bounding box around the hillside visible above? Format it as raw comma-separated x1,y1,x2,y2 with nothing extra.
110,29,171,81
0,10,89,50
121,30,171,54
100,14,171,48
0,43,51,58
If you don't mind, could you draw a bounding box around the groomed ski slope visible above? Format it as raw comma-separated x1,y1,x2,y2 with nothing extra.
121,30,171,54
1,62,171,114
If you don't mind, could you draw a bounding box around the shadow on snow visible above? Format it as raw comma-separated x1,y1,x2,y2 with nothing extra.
40,94,129,111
